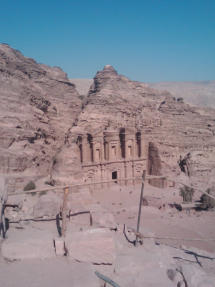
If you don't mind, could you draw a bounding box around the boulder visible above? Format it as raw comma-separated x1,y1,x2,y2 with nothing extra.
33,194,61,218
66,228,116,264
89,204,117,229
54,237,67,256
1,230,55,260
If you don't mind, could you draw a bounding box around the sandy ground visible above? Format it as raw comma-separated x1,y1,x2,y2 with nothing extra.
93,183,215,252
0,183,215,286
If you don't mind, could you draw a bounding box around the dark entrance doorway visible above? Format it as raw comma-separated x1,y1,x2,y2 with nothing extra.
112,171,117,183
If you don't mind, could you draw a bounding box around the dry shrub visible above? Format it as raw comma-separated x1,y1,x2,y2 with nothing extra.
24,180,36,191
179,185,195,203
200,188,215,210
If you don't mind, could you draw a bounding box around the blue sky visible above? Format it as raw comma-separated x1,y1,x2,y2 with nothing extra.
0,0,214,82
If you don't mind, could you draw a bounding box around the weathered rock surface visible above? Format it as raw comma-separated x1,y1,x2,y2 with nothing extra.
0,44,215,194
68,64,215,188
33,193,61,218
70,78,215,108
113,240,215,287
0,44,82,191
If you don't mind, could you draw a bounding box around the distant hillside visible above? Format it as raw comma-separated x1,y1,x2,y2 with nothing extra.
149,81,215,108
70,78,215,108
70,79,93,95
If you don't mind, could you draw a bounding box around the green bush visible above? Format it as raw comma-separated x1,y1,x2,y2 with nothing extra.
24,180,36,191
180,185,195,203
200,188,215,210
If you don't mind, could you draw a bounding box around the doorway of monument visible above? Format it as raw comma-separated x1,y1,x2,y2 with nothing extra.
112,171,118,183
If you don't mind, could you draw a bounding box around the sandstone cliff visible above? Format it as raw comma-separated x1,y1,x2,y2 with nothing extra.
0,44,82,190
0,45,215,190
67,65,215,187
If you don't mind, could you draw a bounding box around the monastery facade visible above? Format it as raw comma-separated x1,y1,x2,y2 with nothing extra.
77,128,148,186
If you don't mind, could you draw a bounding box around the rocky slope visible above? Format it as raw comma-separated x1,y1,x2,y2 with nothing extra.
67,65,215,187
0,44,82,190
0,45,215,191
70,79,215,108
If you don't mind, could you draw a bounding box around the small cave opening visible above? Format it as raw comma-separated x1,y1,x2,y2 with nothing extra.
112,171,118,183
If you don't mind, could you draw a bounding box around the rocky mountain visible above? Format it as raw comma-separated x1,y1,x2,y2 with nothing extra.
68,65,215,187
0,45,215,191
0,44,82,190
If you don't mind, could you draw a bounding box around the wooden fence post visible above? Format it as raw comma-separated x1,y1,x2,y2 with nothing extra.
0,202,6,238
61,187,69,237
135,171,145,246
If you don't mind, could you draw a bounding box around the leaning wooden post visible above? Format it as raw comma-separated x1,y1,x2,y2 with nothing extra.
135,171,145,246
0,177,7,239
0,202,6,238
61,187,69,237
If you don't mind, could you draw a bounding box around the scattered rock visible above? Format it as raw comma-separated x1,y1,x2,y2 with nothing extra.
54,237,67,256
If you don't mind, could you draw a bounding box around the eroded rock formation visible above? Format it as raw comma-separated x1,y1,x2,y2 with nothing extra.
66,64,215,188
0,46,215,191
0,44,82,190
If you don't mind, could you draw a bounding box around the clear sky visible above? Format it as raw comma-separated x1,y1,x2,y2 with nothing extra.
0,0,214,82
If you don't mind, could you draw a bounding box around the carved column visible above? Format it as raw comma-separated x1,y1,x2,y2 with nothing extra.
124,130,133,159
132,136,136,159
132,161,135,185
108,142,112,161
104,130,119,162
104,141,109,161
82,135,91,163
92,141,99,162
101,139,105,162
125,138,129,159
116,140,121,160
124,162,128,185
101,165,104,187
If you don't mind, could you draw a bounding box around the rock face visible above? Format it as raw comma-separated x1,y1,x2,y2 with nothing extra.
0,44,82,190
0,45,215,192
68,64,215,187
